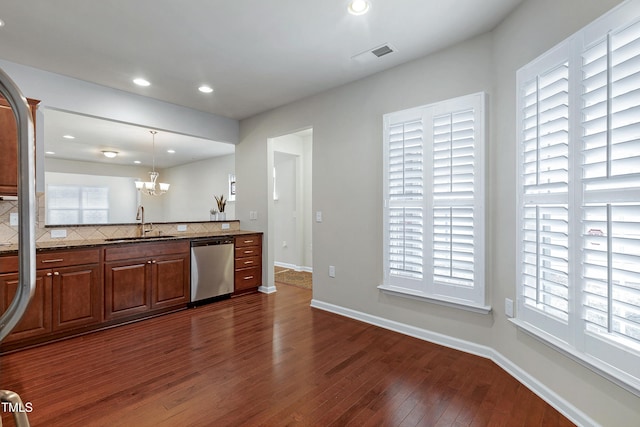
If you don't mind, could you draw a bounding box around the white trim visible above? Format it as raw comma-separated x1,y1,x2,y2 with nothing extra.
310,298,598,427
258,285,277,294
377,284,492,314
510,318,640,398
274,261,313,273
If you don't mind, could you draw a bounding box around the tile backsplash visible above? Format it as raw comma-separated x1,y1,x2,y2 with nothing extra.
0,194,239,244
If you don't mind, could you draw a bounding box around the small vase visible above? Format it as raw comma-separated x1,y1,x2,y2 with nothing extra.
218,212,226,221
210,214,216,221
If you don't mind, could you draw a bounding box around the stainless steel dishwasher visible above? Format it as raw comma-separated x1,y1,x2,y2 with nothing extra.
190,236,235,304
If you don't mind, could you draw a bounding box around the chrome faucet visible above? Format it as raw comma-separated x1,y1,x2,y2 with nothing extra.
136,205,147,237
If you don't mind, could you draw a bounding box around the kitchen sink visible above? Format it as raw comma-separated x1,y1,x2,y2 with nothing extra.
104,235,177,242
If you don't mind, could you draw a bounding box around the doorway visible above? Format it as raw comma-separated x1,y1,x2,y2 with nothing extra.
269,128,312,291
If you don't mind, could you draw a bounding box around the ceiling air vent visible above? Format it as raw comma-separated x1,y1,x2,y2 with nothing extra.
371,45,394,58
351,43,397,64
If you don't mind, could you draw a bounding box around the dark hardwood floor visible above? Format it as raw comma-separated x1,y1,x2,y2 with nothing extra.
0,283,573,426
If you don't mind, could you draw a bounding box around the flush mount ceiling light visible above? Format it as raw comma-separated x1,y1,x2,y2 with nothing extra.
102,150,118,158
198,85,214,93
0,19,5,27
134,160,141,164
167,149,175,154
63,134,75,139
348,0,370,15
135,130,170,196
133,78,151,87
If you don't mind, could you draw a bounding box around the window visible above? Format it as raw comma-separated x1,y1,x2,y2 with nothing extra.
47,185,109,225
380,92,487,312
516,1,640,394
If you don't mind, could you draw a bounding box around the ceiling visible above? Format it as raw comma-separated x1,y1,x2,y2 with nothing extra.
0,0,524,121
43,109,235,169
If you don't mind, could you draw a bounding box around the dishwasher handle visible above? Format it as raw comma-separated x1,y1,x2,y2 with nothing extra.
191,238,234,248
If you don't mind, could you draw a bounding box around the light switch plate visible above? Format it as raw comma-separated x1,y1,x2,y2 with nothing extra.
316,211,322,222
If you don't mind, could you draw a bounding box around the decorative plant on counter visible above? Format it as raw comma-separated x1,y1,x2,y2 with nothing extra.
214,194,226,213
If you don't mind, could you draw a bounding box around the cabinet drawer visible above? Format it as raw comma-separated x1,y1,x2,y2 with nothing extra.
0,249,101,273
235,255,260,269
37,249,100,268
235,235,261,248
235,266,260,290
105,240,189,262
235,246,260,259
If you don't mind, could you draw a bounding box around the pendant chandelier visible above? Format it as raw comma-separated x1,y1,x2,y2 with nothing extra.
135,130,170,196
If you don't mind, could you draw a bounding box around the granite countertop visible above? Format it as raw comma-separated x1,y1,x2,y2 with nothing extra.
0,229,261,255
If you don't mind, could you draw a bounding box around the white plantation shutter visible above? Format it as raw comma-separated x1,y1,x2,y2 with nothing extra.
431,109,480,293
383,93,486,309
581,18,640,360
386,118,424,283
516,3,640,394
518,52,571,338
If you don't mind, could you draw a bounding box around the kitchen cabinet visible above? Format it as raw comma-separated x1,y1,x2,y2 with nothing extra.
234,234,262,295
0,96,40,196
0,270,50,343
0,248,101,345
104,240,189,321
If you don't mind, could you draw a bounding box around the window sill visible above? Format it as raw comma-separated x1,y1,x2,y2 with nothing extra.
509,318,640,397
377,285,492,314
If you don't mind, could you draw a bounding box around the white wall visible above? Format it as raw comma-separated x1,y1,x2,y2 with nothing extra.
271,132,313,271
160,154,235,222
236,0,640,425
273,151,299,266
45,156,235,223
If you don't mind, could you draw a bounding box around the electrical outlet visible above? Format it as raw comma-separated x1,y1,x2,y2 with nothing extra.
329,265,335,278
505,298,514,318
9,212,18,226
50,229,67,239
249,211,258,220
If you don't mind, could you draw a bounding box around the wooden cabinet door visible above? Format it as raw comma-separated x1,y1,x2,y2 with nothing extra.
104,259,151,321
151,253,189,309
52,264,102,331
0,97,39,196
0,270,51,343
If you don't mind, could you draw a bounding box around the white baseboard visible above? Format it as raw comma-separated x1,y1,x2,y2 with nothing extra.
258,285,277,294
274,261,312,273
309,298,596,427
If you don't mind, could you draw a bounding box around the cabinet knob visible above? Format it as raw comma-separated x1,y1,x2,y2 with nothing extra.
53,271,60,276
46,272,53,277
147,260,152,264
152,260,157,264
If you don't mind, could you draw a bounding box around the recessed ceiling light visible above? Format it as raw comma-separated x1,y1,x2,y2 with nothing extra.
348,0,370,15
134,160,141,164
198,85,214,94
45,151,55,155
167,149,176,154
0,19,5,28
102,150,118,158
63,134,75,139
133,78,151,87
